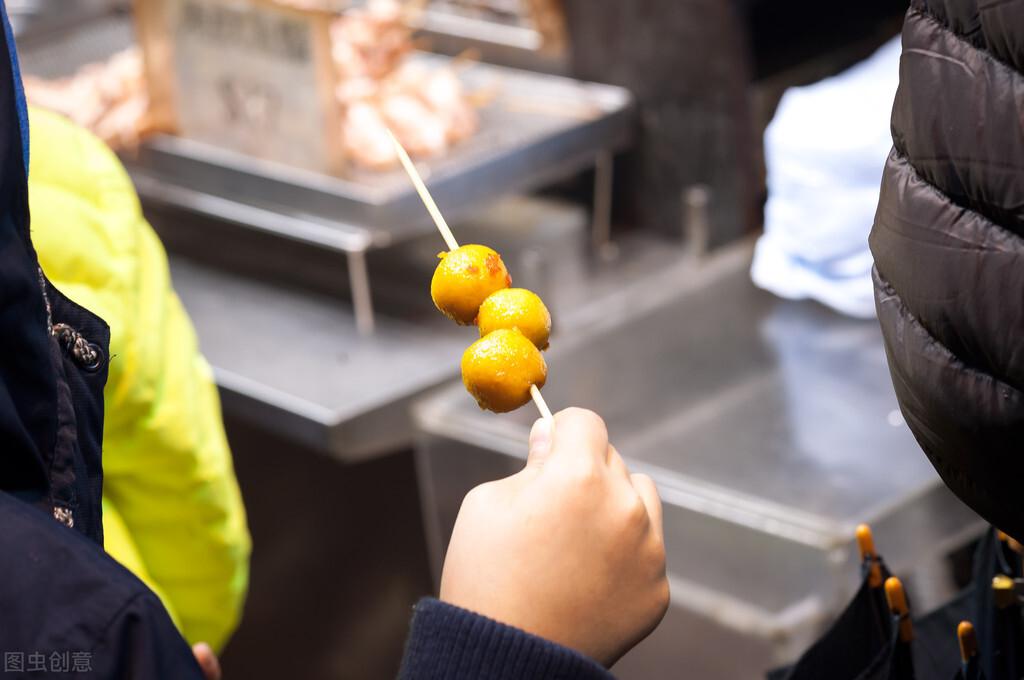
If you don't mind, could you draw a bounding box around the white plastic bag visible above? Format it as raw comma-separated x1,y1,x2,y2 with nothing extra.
751,37,902,318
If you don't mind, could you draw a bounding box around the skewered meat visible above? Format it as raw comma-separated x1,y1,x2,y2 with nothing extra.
331,1,479,166
341,100,397,170
416,65,478,143
330,0,410,81
23,47,150,148
379,92,448,157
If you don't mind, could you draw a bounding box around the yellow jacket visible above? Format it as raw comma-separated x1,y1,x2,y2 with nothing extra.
29,106,251,652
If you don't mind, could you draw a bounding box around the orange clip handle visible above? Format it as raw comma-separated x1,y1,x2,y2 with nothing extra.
857,524,883,588
885,577,914,642
996,530,1022,554
957,620,977,663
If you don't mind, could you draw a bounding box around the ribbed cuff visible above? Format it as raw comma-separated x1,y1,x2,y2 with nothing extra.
398,598,613,680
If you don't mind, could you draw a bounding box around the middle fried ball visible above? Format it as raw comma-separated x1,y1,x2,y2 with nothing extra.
461,328,547,413
477,288,551,350
430,244,511,325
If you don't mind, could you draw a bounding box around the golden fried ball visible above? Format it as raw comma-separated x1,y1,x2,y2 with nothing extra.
477,288,551,350
431,244,512,325
461,328,547,413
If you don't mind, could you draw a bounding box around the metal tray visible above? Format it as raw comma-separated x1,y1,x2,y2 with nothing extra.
18,8,633,252
126,53,633,252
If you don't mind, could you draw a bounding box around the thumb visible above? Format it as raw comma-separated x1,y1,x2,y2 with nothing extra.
525,417,553,467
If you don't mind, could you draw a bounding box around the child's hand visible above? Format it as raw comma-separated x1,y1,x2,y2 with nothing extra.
439,408,669,667
192,643,221,680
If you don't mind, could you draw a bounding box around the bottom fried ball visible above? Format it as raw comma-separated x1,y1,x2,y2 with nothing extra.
461,328,548,413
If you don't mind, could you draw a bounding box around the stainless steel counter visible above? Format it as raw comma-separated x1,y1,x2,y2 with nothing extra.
169,255,467,461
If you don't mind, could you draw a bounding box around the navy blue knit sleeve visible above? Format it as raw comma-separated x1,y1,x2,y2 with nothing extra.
398,598,614,680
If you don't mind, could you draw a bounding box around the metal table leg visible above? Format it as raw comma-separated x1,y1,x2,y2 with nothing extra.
347,248,375,336
591,150,616,260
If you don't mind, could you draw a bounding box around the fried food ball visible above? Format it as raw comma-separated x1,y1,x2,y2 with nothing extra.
477,288,551,350
431,244,511,325
461,329,547,413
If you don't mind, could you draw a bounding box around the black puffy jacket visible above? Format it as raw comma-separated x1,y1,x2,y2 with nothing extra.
870,0,1024,539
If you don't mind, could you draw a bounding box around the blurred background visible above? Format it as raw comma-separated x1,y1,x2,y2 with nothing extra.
14,0,988,677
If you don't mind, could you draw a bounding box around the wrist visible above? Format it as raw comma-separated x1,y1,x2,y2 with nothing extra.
400,598,612,680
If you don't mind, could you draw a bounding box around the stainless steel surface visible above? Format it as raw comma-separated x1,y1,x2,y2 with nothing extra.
8,0,123,42
15,5,132,74
591,149,614,257
414,8,569,75
413,240,982,678
132,173,375,253
169,253,465,461
346,249,375,337
683,183,711,255
420,7,538,47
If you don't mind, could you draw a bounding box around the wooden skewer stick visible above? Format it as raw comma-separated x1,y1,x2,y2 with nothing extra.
958,620,978,663
387,128,460,252
885,576,914,642
388,129,553,423
531,384,553,425
856,524,883,588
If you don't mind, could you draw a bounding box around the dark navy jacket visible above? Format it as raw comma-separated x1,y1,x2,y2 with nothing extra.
399,599,613,679
0,492,205,678
0,2,204,677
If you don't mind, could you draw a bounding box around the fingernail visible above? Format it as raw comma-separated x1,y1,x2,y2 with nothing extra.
529,418,552,457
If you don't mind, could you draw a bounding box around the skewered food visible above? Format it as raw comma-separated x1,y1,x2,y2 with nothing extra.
477,287,550,350
340,101,397,170
431,244,511,325
331,2,480,167
461,328,547,412
385,115,549,414
429,239,551,413
428,243,552,413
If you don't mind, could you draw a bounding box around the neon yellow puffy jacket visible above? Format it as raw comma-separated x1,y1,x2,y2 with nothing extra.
28,106,251,652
